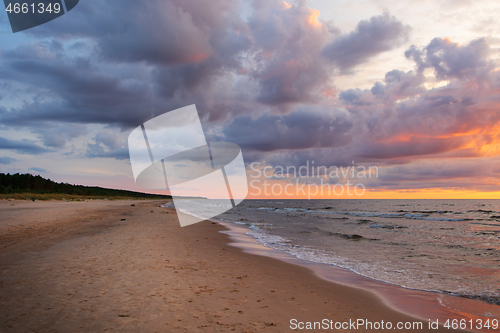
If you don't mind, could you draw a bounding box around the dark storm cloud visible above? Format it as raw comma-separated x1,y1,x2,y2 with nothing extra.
154,0,339,112
95,0,238,66
22,1,124,38
222,108,353,152
35,0,242,66
0,0,410,134
0,43,157,127
247,1,334,106
405,37,493,79
254,54,331,106
0,0,254,128
246,147,357,169
0,137,51,154
322,13,411,73
153,59,224,100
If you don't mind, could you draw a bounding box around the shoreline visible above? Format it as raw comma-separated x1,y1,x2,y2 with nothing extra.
217,221,500,332
0,200,472,332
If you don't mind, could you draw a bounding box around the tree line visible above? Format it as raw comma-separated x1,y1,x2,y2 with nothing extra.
0,173,171,199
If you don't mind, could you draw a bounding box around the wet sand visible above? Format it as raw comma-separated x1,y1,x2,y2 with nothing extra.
0,200,468,332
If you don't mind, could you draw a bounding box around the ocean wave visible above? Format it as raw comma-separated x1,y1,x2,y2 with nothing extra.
397,210,454,214
252,205,477,222
468,209,496,214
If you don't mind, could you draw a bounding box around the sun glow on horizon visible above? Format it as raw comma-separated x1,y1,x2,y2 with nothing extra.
245,187,500,200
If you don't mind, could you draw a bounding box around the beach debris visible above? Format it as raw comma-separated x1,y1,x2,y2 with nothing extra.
328,232,364,240
131,204,135,206
121,219,126,221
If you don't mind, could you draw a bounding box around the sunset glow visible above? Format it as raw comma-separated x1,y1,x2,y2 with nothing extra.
307,8,321,28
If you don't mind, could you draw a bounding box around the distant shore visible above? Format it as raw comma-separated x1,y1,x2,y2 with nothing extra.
0,200,467,332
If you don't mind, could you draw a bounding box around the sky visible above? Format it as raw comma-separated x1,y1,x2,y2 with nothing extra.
0,0,500,199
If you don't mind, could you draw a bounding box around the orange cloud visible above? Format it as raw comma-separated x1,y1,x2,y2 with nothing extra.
307,8,321,28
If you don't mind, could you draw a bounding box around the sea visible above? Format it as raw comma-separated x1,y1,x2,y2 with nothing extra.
212,199,500,305
165,198,500,326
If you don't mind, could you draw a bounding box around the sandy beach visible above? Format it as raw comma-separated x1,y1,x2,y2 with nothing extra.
0,200,468,332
